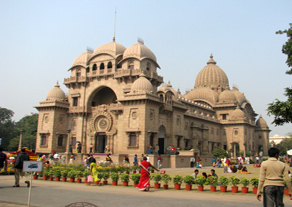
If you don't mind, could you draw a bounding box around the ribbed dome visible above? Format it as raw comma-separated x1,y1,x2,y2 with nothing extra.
195,54,229,91
72,51,92,66
131,73,153,93
123,40,157,62
184,87,218,105
256,115,268,128
158,81,178,98
219,89,237,103
46,82,66,101
232,89,247,105
92,41,126,58
230,106,245,119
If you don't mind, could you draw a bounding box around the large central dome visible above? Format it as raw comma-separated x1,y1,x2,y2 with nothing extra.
195,54,229,92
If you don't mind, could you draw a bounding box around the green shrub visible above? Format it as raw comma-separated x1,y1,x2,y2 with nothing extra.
183,175,195,185
161,174,172,185
121,173,130,182
83,170,90,178
195,175,206,186
61,170,68,178
130,173,141,183
111,172,119,181
75,170,83,179
102,172,110,181
53,169,61,177
152,173,162,184
250,178,259,188
240,177,250,187
206,176,218,186
173,175,183,184
229,176,240,187
219,176,229,187
68,170,76,178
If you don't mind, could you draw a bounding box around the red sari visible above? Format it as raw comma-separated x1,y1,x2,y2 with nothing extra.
137,160,152,191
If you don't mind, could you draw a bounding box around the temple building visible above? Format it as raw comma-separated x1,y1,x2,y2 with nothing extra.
35,38,270,167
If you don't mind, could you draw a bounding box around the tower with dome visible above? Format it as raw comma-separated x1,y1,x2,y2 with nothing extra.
35,38,270,166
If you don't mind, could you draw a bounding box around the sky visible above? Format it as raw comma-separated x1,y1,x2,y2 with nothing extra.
1,1,292,136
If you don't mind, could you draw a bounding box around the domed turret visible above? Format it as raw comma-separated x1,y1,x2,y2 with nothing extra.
256,115,269,129
123,40,157,62
184,87,218,106
195,54,229,92
232,88,247,105
158,81,179,99
219,89,237,103
91,41,126,59
131,73,153,93
229,105,245,120
72,51,92,67
46,82,66,101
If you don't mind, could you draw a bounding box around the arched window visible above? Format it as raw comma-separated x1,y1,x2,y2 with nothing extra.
92,64,97,71
86,67,90,73
117,63,122,68
107,62,112,69
100,63,105,70
146,62,151,71
128,61,134,70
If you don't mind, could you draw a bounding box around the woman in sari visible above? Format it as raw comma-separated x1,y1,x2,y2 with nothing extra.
90,160,100,183
137,156,159,191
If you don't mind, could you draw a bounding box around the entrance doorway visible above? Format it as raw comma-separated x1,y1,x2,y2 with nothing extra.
95,133,107,153
158,125,166,154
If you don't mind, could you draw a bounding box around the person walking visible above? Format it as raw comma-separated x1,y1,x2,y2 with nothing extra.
257,147,292,206
14,148,30,187
0,146,7,173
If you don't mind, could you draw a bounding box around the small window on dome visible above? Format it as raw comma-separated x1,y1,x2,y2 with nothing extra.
146,62,151,71
128,61,134,70
86,67,90,73
92,64,97,71
107,62,112,69
100,63,105,70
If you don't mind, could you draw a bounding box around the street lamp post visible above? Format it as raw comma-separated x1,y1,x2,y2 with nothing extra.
65,129,71,163
18,130,23,150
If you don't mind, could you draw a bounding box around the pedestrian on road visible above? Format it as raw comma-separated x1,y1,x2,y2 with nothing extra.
0,146,7,173
257,147,292,206
13,148,30,187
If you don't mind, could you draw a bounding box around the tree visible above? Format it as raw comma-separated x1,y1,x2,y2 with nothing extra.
0,107,16,149
8,113,38,151
267,23,292,126
275,137,292,156
212,147,228,158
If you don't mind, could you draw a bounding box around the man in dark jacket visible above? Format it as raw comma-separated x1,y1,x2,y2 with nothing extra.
14,148,30,187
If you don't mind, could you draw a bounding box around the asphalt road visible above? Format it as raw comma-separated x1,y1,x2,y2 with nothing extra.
1,175,292,207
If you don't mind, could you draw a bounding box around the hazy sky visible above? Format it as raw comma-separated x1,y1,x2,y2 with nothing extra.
1,1,292,136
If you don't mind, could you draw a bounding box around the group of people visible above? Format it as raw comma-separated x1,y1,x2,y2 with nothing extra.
191,169,218,179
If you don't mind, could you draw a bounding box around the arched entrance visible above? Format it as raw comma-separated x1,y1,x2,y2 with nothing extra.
158,126,166,154
95,132,107,153
89,86,117,107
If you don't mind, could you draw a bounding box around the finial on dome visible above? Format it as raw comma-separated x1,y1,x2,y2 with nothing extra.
54,81,60,88
207,53,216,65
177,88,181,94
138,37,144,45
210,52,213,58
113,8,117,42
167,81,172,87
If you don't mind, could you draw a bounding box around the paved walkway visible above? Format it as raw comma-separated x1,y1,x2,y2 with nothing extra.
1,171,292,207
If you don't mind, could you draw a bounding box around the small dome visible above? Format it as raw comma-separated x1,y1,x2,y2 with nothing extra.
184,87,218,106
256,115,269,128
92,41,126,58
195,54,229,91
46,82,66,101
219,90,237,103
230,106,245,119
232,88,247,105
158,81,180,99
72,51,92,66
131,73,153,93
123,40,157,62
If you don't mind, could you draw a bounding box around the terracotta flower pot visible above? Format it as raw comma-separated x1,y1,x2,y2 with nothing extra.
174,184,181,190
77,178,82,183
95,181,100,185
186,184,192,191
210,186,216,192
134,183,138,187
85,179,88,183
62,177,67,182
285,189,289,196
253,188,257,194
241,187,248,193
198,186,204,191
123,181,128,186
103,180,108,185
43,176,48,180
49,177,54,181
163,184,168,189
133,170,137,174
70,178,75,182
112,181,118,186
231,186,238,193
154,183,161,189
33,175,38,179
220,186,227,192
55,177,60,181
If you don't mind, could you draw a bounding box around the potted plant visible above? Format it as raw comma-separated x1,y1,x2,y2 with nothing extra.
152,173,162,189
206,176,218,192
250,178,259,194
229,176,240,193
102,172,110,185
33,172,38,179
96,172,103,185
130,173,141,187
183,175,195,191
43,170,50,180
132,165,138,174
194,175,206,191
219,176,229,192
53,169,61,181
173,175,183,190
76,170,83,183
61,170,68,182
48,169,54,181
121,173,130,186
111,172,119,186
240,177,250,193
161,174,172,189
83,170,90,183
68,170,76,182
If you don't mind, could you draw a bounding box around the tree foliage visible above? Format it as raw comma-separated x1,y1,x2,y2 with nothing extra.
0,107,16,149
212,147,228,158
275,137,292,155
267,23,292,126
